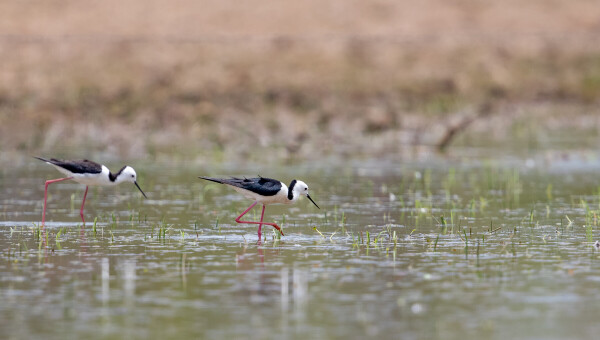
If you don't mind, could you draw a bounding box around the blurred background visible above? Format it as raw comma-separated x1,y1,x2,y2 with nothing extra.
3,3,600,339
1,0,600,163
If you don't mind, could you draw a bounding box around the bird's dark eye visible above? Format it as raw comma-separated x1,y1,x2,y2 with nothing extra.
305,188,308,191
131,175,135,178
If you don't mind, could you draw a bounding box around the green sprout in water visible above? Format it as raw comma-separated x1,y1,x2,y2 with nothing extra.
214,217,220,234
586,225,593,243
313,226,325,238
440,215,447,234
93,217,98,237
111,213,117,230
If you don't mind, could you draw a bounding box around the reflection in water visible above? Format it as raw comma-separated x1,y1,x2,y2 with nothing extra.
79,225,88,251
101,257,110,305
100,257,110,332
281,267,289,312
292,267,307,324
280,266,309,335
123,259,136,307
180,253,187,291
123,259,136,339
281,267,289,334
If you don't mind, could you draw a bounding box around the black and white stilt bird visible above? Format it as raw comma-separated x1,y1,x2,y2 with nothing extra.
35,157,147,226
199,176,320,238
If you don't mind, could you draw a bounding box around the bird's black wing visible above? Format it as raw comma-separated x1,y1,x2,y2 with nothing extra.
35,157,103,174
199,176,282,196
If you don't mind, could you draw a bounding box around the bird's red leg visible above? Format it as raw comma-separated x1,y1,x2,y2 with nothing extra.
258,204,266,239
235,201,257,223
235,202,284,236
80,186,89,224
42,177,73,226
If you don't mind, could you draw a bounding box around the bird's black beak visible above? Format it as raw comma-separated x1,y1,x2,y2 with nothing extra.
307,194,320,209
134,181,147,198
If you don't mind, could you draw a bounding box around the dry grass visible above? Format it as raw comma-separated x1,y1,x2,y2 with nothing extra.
1,0,600,161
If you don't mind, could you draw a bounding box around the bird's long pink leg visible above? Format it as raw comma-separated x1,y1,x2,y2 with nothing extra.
235,202,284,236
42,177,73,226
80,186,89,224
235,201,257,222
255,204,267,239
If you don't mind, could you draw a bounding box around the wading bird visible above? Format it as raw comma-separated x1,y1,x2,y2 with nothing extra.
35,157,147,226
199,176,319,238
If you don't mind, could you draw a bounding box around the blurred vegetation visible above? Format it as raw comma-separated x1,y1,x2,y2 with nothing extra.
0,0,599,161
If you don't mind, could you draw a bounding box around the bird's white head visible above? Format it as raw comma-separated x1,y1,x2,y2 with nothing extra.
114,166,147,198
116,166,138,183
289,180,319,208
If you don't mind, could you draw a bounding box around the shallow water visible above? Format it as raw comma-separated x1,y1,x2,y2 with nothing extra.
2,150,600,339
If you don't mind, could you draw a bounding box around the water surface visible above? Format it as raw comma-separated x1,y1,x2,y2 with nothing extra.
2,150,600,339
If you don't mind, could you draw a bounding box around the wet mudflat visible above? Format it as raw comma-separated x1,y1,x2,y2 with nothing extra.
2,149,600,340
